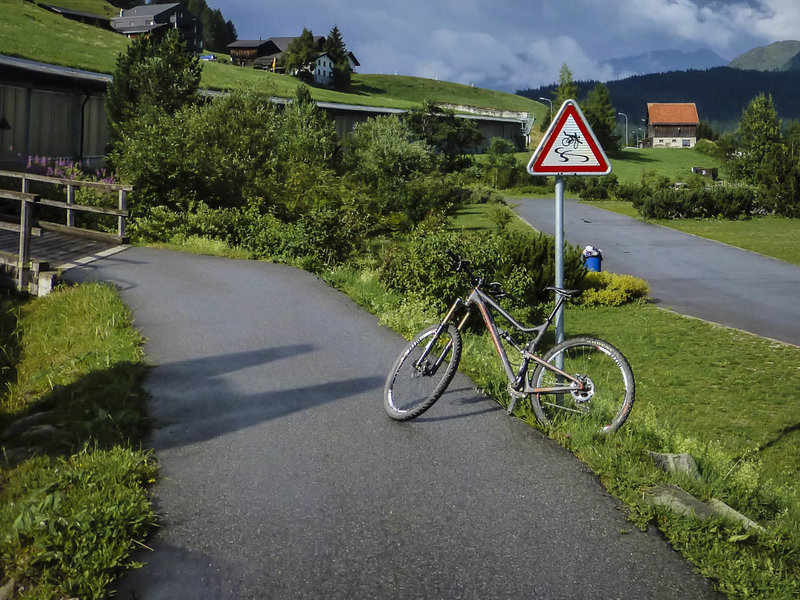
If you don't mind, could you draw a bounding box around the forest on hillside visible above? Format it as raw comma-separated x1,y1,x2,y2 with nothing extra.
518,67,800,132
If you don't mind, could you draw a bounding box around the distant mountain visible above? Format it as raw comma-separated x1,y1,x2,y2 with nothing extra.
729,40,800,71
785,52,800,71
517,67,800,133
602,49,727,77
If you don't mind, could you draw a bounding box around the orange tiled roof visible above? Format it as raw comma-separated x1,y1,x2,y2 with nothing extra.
647,103,699,125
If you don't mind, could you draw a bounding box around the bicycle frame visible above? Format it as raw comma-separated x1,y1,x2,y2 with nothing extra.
415,284,586,398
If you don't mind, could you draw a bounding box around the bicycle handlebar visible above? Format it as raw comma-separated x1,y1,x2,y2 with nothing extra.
446,250,509,299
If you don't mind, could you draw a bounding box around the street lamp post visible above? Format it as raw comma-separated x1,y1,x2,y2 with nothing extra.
618,112,628,148
539,97,553,122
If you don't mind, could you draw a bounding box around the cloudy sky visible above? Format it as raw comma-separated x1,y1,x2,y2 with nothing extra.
213,0,800,91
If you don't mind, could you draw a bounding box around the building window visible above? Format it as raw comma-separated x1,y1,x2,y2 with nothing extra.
682,139,691,147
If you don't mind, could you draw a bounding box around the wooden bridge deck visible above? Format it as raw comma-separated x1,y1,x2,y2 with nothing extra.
0,229,126,272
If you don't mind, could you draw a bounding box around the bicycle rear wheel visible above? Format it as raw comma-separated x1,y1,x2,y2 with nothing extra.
384,324,462,421
530,336,634,433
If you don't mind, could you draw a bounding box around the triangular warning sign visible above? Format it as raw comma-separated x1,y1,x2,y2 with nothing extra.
527,99,611,176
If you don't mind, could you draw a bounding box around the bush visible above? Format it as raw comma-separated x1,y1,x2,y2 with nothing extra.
380,225,585,320
578,271,650,307
567,174,619,200
693,138,717,156
113,89,339,217
637,186,759,219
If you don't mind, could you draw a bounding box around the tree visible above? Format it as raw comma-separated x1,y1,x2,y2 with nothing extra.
733,93,782,184
483,137,518,189
323,26,346,64
540,63,579,132
582,83,619,152
183,0,237,51
554,63,580,110
696,121,718,141
323,26,351,89
403,101,482,172
282,29,319,82
105,30,201,144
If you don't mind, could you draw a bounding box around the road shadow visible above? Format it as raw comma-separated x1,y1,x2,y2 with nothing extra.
144,345,384,450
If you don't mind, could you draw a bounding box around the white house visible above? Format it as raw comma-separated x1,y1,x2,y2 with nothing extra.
313,51,360,86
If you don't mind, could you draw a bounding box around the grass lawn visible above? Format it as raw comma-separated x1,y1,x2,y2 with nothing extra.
585,200,800,266
0,283,155,597
605,147,726,183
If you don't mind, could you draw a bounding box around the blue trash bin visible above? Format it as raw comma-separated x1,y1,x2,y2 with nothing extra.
582,245,603,272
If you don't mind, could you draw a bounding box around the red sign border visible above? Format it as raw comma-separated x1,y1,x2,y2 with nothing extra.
527,100,611,176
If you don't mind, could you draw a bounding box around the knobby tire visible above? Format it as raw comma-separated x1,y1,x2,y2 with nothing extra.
384,324,462,421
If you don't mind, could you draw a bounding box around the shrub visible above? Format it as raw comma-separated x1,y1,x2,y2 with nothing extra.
113,89,339,217
567,174,619,200
578,271,650,307
637,186,759,219
693,138,717,156
380,225,585,320
481,137,519,189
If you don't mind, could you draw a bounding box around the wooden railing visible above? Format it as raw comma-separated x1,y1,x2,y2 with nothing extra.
0,170,132,243
0,171,133,293
0,189,40,291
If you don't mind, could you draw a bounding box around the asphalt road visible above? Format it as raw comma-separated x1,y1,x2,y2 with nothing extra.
513,196,800,346
68,247,721,599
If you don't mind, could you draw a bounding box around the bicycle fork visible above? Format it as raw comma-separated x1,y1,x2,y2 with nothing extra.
413,298,470,374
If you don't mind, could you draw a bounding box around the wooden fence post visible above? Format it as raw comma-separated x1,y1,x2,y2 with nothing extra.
118,189,127,239
17,196,36,292
66,183,75,227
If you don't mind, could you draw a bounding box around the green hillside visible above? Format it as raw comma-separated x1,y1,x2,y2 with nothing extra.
47,0,120,18
0,0,543,116
729,40,800,71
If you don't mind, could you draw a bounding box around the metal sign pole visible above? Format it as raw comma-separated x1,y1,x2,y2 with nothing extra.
526,99,612,351
554,175,565,345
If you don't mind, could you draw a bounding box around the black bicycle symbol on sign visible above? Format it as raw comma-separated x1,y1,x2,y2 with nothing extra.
562,132,582,148
555,131,589,162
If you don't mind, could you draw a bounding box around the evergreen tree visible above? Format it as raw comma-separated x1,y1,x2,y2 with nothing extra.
324,26,352,90
582,83,619,151
696,121,718,141
283,29,318,83
323,26,346,64
403,101,482,172
554,63,579,109
105,30,201,144
203,8,229,52
540,63,579,131
734,93,782,184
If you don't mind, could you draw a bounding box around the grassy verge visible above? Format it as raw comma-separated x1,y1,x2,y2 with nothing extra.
323,203,800,600
0,283,155,598
583,200,800,266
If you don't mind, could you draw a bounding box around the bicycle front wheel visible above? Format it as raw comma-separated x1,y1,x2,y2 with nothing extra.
384,324,462,421
530,336,634,433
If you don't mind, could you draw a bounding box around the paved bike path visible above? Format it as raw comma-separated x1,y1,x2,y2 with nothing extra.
513,197,800,346
70,248,720,599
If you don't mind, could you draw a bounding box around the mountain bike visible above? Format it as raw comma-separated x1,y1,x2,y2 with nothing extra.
383,251,635,432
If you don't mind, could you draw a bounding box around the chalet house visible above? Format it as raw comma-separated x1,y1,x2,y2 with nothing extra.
228,36,359,86
313,52,360,86
111,3,203,53
227,37,324,70
643,103,700,148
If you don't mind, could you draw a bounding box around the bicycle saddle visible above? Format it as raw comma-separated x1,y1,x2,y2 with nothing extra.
545,286,581,297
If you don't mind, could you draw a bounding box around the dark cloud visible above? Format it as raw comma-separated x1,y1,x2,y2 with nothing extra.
215,0,797,90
